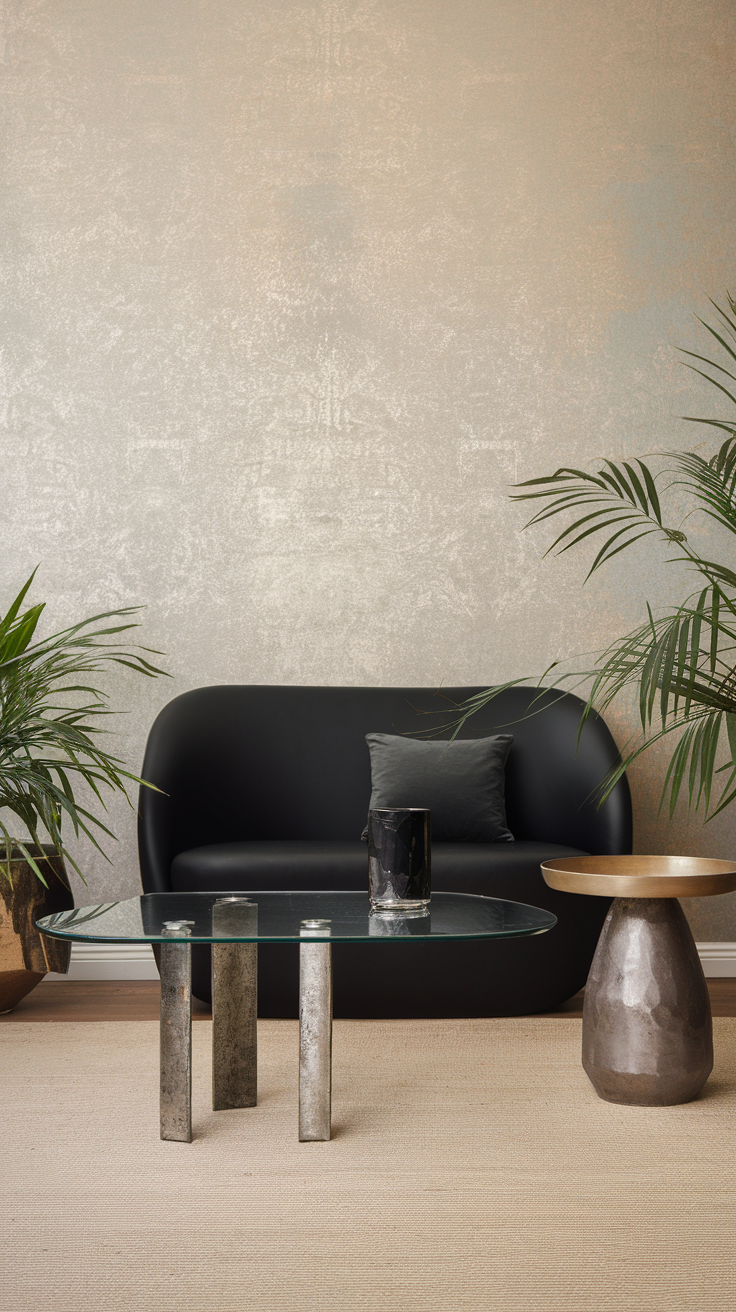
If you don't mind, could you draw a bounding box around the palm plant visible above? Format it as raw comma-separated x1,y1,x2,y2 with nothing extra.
453,293,736,820
0,571,165,884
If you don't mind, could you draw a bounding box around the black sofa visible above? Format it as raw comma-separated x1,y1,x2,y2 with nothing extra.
138,684,632,1017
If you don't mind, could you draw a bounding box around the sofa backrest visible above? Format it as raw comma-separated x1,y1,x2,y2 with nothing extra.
138,685,633,892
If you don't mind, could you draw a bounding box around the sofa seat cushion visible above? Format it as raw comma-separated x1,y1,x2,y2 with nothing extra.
170,838,589,897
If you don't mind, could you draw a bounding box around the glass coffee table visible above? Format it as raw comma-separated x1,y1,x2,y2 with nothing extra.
37,890,556,1143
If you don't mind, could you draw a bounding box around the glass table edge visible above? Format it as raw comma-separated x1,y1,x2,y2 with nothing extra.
34,925,556,945
35,889,557,944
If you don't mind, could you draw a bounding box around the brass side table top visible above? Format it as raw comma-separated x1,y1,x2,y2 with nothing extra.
541,854,736,900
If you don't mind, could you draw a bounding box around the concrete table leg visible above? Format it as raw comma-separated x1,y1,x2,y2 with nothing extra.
160,929,193,1142
212,899,258,1110
299,920,332,1142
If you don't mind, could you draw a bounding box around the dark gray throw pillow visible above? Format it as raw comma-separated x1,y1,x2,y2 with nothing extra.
363,733,514,843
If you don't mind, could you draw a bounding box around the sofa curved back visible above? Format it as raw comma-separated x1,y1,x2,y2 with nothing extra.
138,684,632,893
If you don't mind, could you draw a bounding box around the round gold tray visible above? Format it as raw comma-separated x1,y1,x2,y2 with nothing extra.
541,854,736,899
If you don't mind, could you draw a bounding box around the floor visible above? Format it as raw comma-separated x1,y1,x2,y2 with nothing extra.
3,1013,734,1311
3,976,735,1020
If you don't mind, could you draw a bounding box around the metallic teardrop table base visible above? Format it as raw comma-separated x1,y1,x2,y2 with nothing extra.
582,898,713,1106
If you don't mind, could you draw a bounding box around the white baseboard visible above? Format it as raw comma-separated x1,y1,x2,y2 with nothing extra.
46,943,159,981
44,941,736,981
695,942,736,978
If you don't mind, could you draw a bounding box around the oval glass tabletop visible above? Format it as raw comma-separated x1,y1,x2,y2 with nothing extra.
37,890,556,944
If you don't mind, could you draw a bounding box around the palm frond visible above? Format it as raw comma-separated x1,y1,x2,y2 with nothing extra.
450,292,736,822
0,572,167,881
511,457,695,580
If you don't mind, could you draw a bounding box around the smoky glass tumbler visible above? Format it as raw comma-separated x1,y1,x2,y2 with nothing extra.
367,807,431,912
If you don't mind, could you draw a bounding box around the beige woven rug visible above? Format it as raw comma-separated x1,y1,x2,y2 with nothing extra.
1,1018,734,1311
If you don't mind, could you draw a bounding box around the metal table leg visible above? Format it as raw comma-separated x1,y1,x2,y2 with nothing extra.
160,927,193,1142
299,919,332,1142
212,898,258,1110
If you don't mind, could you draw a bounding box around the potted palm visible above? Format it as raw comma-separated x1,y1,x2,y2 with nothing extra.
0,572,165,1011
452,293,736,819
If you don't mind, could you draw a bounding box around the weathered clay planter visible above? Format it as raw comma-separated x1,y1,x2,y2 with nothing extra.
0,846,74,1012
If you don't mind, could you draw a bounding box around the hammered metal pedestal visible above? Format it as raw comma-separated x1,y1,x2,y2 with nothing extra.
542,855,736,1107
582,897,712,1105
159,928,193,1142
299,920,332,1142
212,898,258,1111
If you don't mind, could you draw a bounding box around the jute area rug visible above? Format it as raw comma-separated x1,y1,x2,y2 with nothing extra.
1,1018,734,1312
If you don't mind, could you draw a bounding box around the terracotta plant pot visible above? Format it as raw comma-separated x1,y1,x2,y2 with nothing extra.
0,845,74,1012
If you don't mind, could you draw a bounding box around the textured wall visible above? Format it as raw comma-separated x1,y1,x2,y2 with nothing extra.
2,1,736,933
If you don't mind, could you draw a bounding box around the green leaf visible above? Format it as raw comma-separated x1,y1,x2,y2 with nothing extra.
601,461,637,503
585,528,658,579
621,462,649,514
711,589,721,674
682,362,736,409
636,461,662,523
679,349,736,383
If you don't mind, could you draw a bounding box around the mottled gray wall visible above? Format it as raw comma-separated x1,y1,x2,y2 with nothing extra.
2,1,736,935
